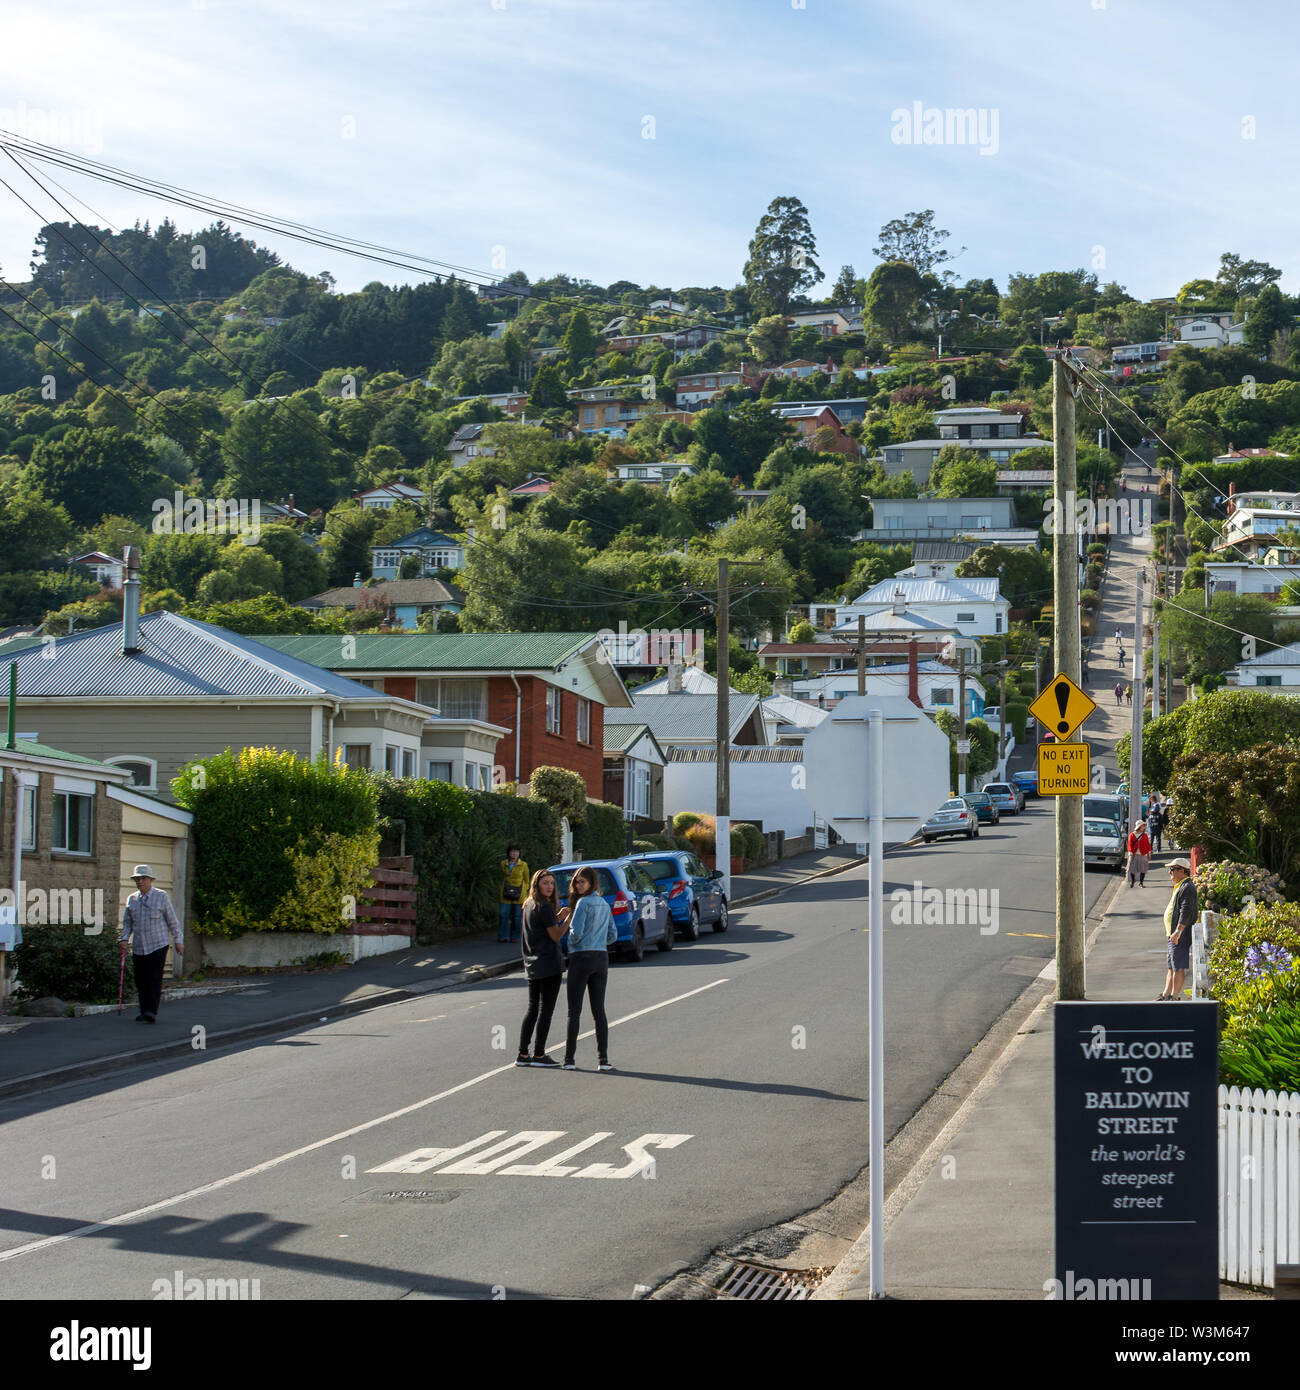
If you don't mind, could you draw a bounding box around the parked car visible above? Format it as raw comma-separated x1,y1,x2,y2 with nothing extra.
1115,782,1151,817
1012,768,1039,799
548,858,672,961
983,781,1025,815
922,798,980,843
1084,817,1126,871
632,850,728,939
961,791,1000,826
1083,793,1126,835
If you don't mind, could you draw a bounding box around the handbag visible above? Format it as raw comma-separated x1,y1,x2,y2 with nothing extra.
503,883,521,901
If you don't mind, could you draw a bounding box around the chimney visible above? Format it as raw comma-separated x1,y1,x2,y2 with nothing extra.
122,546,141,655
907,639,922,709
773,676,793,697
892,588,906,616
668,661,682,694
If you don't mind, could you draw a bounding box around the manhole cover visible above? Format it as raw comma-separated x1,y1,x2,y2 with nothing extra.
714,1261,826,1301
363,1188,466,1204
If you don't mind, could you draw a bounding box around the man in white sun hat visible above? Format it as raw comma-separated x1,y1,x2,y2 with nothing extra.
119,865,183,1024
1158,858,1197,1001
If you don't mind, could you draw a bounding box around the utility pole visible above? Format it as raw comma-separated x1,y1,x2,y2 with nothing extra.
1128,571,1145,829
857,613,866,696
957,648,968,794
1166,642,1174,714
1152,619,1161,719
1052,358,1085,1001
716,557,731,904
998,666,1008,778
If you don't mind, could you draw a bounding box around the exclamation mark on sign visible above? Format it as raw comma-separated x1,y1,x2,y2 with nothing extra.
1055,681,1070,735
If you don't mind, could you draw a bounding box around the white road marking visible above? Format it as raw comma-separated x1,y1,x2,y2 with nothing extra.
0,977,728,1263
368,1131,694,1180
366,1132,509,1174
500,1132,614,1177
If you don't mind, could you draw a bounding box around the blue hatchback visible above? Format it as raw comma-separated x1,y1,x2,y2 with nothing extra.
632,851,729,942
548,858,672,962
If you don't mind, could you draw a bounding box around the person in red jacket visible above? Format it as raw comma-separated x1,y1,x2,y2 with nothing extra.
1126,820,1151,887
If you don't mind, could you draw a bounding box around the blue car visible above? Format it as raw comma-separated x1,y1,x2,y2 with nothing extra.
1012,768,1040,799
548,858,672,962
632,851,729,941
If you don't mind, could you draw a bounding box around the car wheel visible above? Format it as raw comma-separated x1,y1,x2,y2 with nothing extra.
966,827,976,839
682,906,700,942
712,899,728,933
922,835,933,844
657,916,674,952
628,924,645,962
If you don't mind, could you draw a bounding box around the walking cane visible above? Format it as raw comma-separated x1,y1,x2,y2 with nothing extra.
117,942,127,1016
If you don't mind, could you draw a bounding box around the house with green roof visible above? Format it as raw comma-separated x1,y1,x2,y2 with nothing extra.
259,632,634,800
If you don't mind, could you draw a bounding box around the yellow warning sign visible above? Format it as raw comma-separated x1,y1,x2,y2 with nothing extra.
1038,742,1090,796
1028,673,1097,742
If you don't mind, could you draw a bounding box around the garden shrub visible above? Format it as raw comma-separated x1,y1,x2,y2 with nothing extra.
736,822,764,862
575,800,628,860
14,927,125,1004
1208,903,1300,999
672,811,705,834
1193,861,1284,916
1219,1002,1300,1092
529,766,587,824
174,747,379,938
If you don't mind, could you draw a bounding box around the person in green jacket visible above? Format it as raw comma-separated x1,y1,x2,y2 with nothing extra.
499,843,529,943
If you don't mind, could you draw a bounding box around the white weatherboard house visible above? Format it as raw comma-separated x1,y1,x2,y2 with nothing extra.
793,661,987,720
879,406,1050,486
813,576,1010,640
1227,644,1300,688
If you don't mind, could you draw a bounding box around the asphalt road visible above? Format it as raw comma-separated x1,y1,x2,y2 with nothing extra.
0,798,1118,1300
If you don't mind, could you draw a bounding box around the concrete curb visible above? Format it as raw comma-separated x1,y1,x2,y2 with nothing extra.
0,853,872,1103
812,868,1126,1299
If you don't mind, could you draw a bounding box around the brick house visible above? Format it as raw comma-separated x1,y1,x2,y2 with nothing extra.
0,738,131,1000
259,633,634,800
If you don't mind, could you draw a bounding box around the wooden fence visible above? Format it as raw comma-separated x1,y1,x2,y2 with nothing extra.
1219,1084,1300,1287
354,856,417,937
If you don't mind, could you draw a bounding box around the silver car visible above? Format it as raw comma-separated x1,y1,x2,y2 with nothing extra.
1084,817,1125,871
921,797,980,843
983,781,1025,815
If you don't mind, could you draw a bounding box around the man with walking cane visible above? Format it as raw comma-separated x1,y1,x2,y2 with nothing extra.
120,865,182,1023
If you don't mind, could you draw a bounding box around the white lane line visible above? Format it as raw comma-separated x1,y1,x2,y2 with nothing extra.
0,977,728,1263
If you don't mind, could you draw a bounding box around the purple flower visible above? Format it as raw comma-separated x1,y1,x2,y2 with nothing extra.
1243,941,1294,981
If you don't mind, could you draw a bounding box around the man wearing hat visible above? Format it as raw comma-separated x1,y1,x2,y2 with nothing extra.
1159,858,1198,1001
120,866,183,1023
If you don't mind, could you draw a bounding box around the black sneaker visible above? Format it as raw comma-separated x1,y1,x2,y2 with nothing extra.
514,1053,531,1067
530,1055,560,1068
562,1059,577,1070
597,1058,615,1072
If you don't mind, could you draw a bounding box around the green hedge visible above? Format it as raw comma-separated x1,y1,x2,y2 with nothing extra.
574,800,629,860
14,928,125,1005
735,822,764,861
374,779,561,939
174,748,379,938
1005,701,1028,742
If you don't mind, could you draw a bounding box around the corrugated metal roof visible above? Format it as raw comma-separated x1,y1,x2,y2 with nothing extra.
0,612,391,699
605,691,761,743
665,746,804,763
260,631,594,671
1235,643,1300,668
852,576,1003,605
633,667,736,696
603,722,655,754
0,738,124,770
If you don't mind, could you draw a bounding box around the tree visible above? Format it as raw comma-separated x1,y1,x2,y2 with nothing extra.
0,491,76,572
1176,279,1218,305
24,429,171,528
254,525,328,601
1170,743,1300,884
934,456,998,498
831,264,858,305
1158,590,1278,682
562,309,597,364
1244,284,1292,355
184,593,339,635
222,396,334,508
669,468,736,530
1216,253,1283,299
956,545,1052,617
743,195,823,317
746,315,792,365
863,261,923,346
527,363,567,410
770,464,861,541
459,526,593,631
873,211,963,278
789,619,815,642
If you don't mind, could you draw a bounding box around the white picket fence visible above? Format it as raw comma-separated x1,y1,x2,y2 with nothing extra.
1219,1085,1300,1287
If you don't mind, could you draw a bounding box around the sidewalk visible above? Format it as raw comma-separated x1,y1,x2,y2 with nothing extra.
820,461,1259,1299
0,845,859,1102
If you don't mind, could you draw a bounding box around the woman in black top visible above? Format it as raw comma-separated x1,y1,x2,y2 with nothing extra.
517,869,567,1068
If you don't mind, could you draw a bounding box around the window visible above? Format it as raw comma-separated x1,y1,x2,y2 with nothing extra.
385,746,401,776
546,686,562,735
1257,675,1283,686
970,425,990,438
343,745,371,770
989,449,1010,463
998,423,1019,437
885,449,903,464
995,614,1003,634
416,679,485,719
583,408,595,423
927,513,945,528
932,688,954,705
576,697,591,744
373,550,401,569
884,516,904,529
956,611,976,623
633,762,651,817
426,760,452,782
52,791,92,855
402,748,416,778
106,757,157,790
20,782,36,850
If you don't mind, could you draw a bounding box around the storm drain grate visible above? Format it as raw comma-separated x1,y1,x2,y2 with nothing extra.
372,1189,464,1204
714,1260,824,1301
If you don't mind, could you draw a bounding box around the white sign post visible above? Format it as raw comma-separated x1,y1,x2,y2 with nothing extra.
867,708,885,1299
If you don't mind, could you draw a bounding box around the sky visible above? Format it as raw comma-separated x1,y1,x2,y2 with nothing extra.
0,0,1296,305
